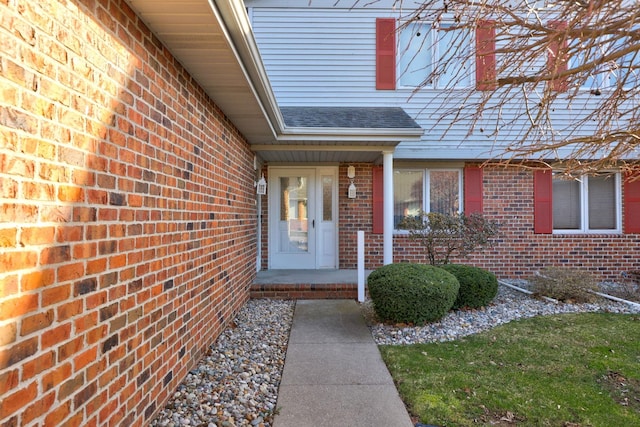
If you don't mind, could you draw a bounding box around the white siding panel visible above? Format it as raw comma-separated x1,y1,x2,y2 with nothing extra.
249,6,609,160
251,8,388,98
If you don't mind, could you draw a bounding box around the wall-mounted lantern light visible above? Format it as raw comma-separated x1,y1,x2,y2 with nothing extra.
347,165,357,199
256,174,267,195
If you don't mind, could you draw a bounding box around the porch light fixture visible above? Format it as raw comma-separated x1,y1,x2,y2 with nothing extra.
256,174,267,195
347,165,357,199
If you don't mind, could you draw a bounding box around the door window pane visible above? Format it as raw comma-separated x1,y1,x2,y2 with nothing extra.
279,176,308,252
322,176,333,222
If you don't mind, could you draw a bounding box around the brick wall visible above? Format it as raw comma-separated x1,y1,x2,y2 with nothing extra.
1,1,257,426
338,163,383,268
463,165,640,280
336,163,640,281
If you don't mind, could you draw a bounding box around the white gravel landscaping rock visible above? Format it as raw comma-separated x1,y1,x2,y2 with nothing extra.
151,299,295,427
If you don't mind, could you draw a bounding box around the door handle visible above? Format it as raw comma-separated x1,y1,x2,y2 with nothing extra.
312,219,315,228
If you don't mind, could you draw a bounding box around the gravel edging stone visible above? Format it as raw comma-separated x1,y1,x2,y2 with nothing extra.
151,299,295,427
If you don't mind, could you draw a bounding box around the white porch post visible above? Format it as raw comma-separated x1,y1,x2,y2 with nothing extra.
383,150,394,265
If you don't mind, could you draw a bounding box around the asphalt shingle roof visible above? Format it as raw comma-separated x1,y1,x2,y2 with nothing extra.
280,107,421,129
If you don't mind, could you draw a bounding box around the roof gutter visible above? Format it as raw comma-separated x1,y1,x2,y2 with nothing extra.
278,127,424,142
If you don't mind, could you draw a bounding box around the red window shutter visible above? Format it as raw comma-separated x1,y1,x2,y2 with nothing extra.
476,20,496,91
534,169,553,234
376,18,396,90
372,166,384,234
624,171,640,234
464,166,483,215
548,20,569,92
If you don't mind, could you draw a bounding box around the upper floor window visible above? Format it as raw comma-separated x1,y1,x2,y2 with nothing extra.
572,32,640,91
394,168,462,229
398,22,472,88
552,172,621,233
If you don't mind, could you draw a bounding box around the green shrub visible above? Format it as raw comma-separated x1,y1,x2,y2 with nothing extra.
439,264,498,309
367,263,459,324
529,267,598,303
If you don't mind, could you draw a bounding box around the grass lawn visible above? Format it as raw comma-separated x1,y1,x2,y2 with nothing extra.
380,313,640,426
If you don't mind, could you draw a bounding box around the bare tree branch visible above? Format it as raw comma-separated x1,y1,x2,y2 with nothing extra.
396,0,640,175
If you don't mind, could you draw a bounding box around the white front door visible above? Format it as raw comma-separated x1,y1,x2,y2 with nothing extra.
269,167,337,269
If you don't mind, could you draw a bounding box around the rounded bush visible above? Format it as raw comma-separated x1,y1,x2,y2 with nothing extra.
529,267,598,303
439,264,498,309
367,263,459,324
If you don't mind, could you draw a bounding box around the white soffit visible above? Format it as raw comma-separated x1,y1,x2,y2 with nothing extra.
125,0,279,144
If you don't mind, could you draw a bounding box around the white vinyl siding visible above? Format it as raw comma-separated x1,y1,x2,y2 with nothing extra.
249,8,382,101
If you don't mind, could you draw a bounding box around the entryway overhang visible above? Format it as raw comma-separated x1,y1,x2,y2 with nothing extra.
254,106,423,163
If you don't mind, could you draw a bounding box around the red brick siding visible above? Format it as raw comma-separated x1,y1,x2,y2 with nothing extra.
339,163,384,267
462,166,640,280
250,283,357,299
338,164,639,281
0,1,256,426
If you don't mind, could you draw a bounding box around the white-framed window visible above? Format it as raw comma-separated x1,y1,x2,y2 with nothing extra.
572,33,640,91
617,33,640,88
552,172,621,233
398,22,472,88
394,168,462,229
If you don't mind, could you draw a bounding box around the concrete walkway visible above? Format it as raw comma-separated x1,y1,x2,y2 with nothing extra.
273,300,414,427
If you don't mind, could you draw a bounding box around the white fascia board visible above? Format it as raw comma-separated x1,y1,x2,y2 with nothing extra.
278,127,424,142
251,144,399,152
245,0,400,8
212,0,285,134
